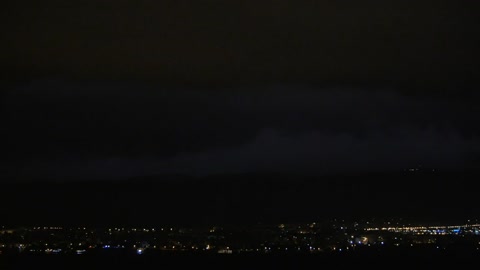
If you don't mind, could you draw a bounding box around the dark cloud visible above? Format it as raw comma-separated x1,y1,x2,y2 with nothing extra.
2,81,479,180
162,127,480,175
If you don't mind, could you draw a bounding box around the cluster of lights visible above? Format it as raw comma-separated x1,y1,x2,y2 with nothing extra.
366,223,480,234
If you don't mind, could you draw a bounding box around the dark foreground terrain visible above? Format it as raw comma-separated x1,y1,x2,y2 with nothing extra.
1,249,479,269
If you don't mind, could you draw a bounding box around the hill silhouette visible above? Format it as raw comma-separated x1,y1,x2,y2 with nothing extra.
2,171,479,227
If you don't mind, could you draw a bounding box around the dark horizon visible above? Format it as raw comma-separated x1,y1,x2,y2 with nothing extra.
2,170,479,228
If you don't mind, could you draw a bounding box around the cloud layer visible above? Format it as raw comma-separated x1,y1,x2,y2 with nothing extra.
2,81,479,180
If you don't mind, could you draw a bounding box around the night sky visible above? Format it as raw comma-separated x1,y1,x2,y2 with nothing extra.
1,1,480,182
